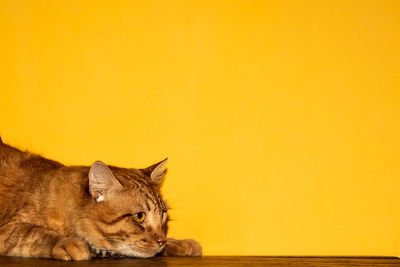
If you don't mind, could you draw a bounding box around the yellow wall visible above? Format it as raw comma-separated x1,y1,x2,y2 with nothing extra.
1,0,399,257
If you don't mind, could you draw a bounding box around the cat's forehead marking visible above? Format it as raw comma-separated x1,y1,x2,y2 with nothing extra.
136,185,164,209
144,197,161,212
128,185,165,213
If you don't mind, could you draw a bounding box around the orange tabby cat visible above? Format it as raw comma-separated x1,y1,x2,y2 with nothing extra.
0,137,201,260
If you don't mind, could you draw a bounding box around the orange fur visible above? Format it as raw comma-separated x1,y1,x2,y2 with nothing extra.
0,140,201,260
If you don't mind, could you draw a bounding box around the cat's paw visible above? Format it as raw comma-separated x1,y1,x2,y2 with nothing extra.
52,238,90,261
162,238,202,257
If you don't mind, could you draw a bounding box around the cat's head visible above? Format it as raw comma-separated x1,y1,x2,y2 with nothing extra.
78,159,169,258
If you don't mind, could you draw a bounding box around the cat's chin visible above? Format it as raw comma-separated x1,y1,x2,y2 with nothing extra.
89,245,159,259
117,246,162,258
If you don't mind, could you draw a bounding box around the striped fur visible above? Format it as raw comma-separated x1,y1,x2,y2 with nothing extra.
0,140,201,260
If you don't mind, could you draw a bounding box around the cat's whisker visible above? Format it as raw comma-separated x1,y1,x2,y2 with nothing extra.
0,141,201,260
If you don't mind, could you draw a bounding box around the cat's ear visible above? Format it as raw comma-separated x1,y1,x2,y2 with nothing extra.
142,158,168,187
89,161,122,202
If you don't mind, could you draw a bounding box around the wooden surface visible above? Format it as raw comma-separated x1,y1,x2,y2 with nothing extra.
0,256,399,266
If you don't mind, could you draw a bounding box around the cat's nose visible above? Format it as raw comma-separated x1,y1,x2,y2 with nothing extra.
157,239,167,247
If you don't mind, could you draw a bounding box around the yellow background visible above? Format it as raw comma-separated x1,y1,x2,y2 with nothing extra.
1,0,399,256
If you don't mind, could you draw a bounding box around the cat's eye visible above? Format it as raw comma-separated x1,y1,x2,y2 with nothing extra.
134,212,146,223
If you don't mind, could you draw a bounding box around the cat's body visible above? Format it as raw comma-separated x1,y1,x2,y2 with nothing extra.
0,138,201,260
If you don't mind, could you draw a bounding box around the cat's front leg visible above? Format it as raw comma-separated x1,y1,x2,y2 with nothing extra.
51,237,90,260
161,238,202,257
0,223,90,260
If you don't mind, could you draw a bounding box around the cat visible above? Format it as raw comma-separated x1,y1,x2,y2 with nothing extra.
0,137,201,260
